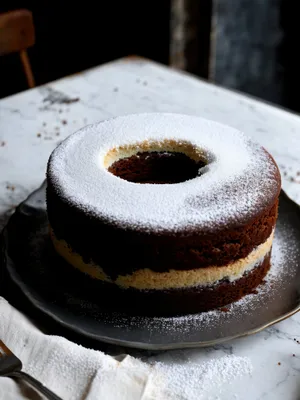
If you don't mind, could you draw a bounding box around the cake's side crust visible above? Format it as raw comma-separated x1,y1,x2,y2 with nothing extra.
46,182,278,277
50,228,273,290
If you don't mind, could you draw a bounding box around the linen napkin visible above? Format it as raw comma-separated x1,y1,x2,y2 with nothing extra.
0,297,253,400
0,297,158,400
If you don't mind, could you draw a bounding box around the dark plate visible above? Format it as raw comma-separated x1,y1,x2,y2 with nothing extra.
1,182,300,350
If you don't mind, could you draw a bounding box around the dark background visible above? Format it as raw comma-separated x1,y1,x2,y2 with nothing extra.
1,1,300,114
0,1,171,98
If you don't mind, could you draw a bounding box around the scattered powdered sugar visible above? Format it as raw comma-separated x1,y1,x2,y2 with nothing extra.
146,355,253,399
1,297,253,400
47,112,280,233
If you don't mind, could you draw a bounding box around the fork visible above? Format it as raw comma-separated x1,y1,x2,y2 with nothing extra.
0,340,62,400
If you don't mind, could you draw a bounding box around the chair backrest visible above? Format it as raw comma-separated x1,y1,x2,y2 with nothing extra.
0,9,35,88
0,9,35,56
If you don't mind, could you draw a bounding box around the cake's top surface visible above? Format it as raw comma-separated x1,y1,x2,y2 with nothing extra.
47,113,281,233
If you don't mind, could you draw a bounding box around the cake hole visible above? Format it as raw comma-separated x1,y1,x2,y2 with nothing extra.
108,151,206,184
104,140,211,184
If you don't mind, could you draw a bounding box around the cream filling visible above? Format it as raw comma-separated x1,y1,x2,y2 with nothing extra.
50,229,274,290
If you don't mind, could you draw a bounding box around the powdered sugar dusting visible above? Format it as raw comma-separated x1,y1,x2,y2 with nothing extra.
147,355,253,399
47,113,280,232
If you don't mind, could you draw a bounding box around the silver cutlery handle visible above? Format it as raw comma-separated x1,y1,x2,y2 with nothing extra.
10,370,63,400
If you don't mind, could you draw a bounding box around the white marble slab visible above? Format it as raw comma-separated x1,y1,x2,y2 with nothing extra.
1,56,300,399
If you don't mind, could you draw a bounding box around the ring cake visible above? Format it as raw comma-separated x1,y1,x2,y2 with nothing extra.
46,113,281,316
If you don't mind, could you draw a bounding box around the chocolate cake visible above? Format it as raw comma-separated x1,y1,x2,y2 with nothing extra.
46,113,281,316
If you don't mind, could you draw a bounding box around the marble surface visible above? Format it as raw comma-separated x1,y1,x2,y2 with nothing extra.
0,56,300,399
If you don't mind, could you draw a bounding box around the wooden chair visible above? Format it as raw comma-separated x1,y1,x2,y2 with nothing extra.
0,9,35,88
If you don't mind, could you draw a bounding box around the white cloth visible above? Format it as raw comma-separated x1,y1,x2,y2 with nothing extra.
0,297,158,400
0,297,253,400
